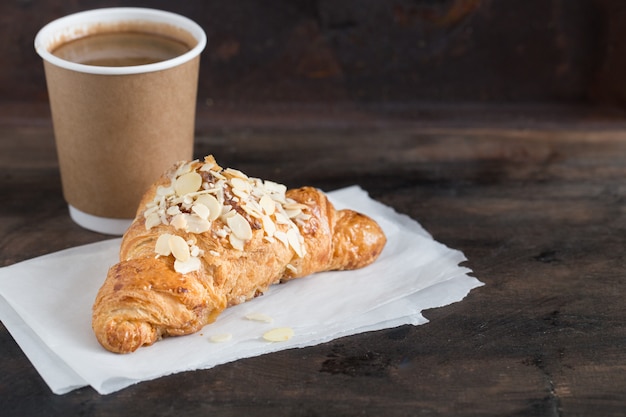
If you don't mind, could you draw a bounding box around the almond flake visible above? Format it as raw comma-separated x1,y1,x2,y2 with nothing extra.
209,333,232,343
262,215,276,237
241,204,263,220
170,213,187,230
186,215,211,233
227,213,253,241
283,202,308,210
221,205,234,217
169,235,190,262
200,161,219,172
144,204,158,217
190,245,203,257
229,234,245,251
274,211,291,225
155,233,173,256
274,231,289,248
259,194,276,215
224,168,247,179
245,312,274,323
183,195,194,206
263,180,286,195
174,256,201,274
195,194,221,221
231,187,250,200
192,202,210,220
145,212,162,230
287,228,305,257
263,327,294,342
284,208,302,218
156,185,173,196
175,171,203,197
211,170,227,181
230,177,251,192
167,206,182,216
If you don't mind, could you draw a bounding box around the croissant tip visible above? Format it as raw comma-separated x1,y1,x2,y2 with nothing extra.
97,319,156,354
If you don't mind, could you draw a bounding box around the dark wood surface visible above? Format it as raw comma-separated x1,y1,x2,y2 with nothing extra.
1,102,626,416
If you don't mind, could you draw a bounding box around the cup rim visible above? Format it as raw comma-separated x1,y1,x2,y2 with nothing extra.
34,7,207,75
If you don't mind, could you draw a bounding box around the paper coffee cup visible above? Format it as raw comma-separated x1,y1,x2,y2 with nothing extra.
35,8,206,235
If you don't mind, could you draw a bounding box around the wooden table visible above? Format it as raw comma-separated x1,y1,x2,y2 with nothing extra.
1,102,625,416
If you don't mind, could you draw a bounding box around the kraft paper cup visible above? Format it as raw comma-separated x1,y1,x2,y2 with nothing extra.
35,8,206,235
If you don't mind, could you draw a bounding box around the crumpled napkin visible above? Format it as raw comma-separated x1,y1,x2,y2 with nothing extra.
0,186,483,395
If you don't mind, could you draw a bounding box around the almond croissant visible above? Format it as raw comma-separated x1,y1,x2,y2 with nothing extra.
92,155,386,353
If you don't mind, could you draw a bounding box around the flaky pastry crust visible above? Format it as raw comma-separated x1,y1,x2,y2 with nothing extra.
92,156,386,353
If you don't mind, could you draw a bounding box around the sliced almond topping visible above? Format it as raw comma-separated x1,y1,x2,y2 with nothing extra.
287,228,305,257
195,194,222,221
190,245,203,257
144,204,158,217
169,235,190,262
209,333,232,343
174,256,201,274
145,212,161,230
263,180,286,195
245,312,274,323
230,177,251,192
167,205,182,216
241,205,262,220
284,208,302,218
175,171,203,197
211,170,227,181
262,215,276,237
182,195,194,206
221,205,234,217
155,233,173,256
203,154,220,168
274,211,291,225
274,231,289,248
145,156,309,272
191,202,210,220
170,213,187,230
227,213,253,241
231,187,250,200
229,234,245,251
259,194,276,215
283,202,308,210
224,168,248,179
156,185,173,196
263,327,294,342
186,215,211,234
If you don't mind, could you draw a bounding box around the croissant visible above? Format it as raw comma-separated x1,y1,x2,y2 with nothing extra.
92,155,386,353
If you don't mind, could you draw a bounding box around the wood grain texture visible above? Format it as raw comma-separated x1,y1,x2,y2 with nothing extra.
1,0,618,105
1,103,626,416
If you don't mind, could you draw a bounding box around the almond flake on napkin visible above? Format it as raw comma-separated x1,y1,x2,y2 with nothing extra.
0,186,483,395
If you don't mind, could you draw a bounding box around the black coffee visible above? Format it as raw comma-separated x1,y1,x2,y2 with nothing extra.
52,31,190,67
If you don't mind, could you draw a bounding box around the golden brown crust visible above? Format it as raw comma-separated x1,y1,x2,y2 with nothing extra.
92,158,386,353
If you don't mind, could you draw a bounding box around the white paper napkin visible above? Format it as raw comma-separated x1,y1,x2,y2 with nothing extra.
0,186,483,395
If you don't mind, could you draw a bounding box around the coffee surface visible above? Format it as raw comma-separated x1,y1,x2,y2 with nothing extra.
52,31,190,67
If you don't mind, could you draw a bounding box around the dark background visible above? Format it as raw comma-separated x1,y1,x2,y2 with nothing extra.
4,0,626,109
